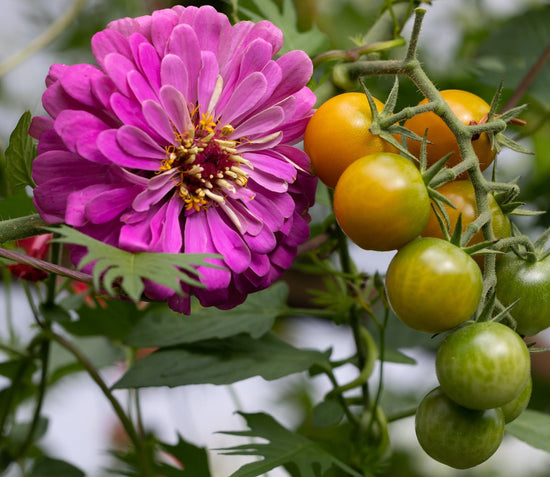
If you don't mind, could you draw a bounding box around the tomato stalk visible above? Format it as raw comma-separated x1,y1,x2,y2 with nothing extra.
336,7,533,319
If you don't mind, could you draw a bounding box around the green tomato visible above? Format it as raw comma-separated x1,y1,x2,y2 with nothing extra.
501,376,532,424
385,237,483,333
496,253,550,336
436,321,531,410
415,387,504,469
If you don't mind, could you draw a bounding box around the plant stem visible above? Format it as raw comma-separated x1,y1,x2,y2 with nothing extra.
0,247,93,285
386,406,417,422
502,42,550,112
12,338,50,460
49,331,154,477
0,215,50,244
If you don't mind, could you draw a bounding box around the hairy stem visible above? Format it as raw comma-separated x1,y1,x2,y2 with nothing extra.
0,214,49,244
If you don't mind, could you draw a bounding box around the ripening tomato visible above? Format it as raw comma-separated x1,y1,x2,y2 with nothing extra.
436,321,531,410
415,387,504,469
495,253,550,336
385,238,483,333
421,180,510,267
304,92,397,188
404,90,496,173
333,153,431,251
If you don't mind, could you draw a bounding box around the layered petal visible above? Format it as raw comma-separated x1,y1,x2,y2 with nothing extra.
31,4,317,314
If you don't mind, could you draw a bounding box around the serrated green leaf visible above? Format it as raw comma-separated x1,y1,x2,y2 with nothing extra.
506,409,550,452
31,457,85,477
219,412,363,477
5,111,36,193
113,333,330,388
47,225,222,302
241,0,327,56
124,283,288,347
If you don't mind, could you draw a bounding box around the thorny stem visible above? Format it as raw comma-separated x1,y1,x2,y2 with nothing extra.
346,7,513,308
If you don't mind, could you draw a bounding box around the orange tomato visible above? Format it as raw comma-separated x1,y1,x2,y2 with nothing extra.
333,152,431,251
404,90,496,174
422,180,510,245
304,92,397,188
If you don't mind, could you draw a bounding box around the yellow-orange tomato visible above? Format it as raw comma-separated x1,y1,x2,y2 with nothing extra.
404,90,496,174
421,180,510,267
304,92,397,189
333,152,431,251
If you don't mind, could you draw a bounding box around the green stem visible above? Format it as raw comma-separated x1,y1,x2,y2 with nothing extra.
49,331,153,477
387,406,417,422
0,215,50,244
366,307,389,438
319,363,360,427
312,38,405,67
0,337,42,442
12,338,50,460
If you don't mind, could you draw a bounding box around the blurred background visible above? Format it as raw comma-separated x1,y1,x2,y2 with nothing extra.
1,0,550,475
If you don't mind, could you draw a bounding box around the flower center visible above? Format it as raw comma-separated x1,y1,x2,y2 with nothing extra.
160,112,251,212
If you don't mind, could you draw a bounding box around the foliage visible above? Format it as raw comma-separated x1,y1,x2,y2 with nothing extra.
0,1,550,477
219,413,363,477
47,224,221,302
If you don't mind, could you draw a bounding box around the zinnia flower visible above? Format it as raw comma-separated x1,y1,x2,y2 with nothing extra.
29,5,317,313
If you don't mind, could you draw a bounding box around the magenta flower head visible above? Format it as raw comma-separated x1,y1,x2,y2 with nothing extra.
30,5,317,313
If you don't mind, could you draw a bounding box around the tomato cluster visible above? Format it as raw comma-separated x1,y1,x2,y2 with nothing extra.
304,88,549,469
417,322,531,468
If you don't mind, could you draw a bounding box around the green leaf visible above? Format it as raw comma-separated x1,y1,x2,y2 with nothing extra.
219,412,363,477
48,336,124,385
506,409,550,452
113,333,330,388
62,299,145,341
30,457,85,477
0,359,37,380
5,111,36,193
125,283,288,347
47,225,222,302
472,4,550,107
159,435,212,476
311,400,344,429
0,189,36,220
240,0,327,56
382,348,416,365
